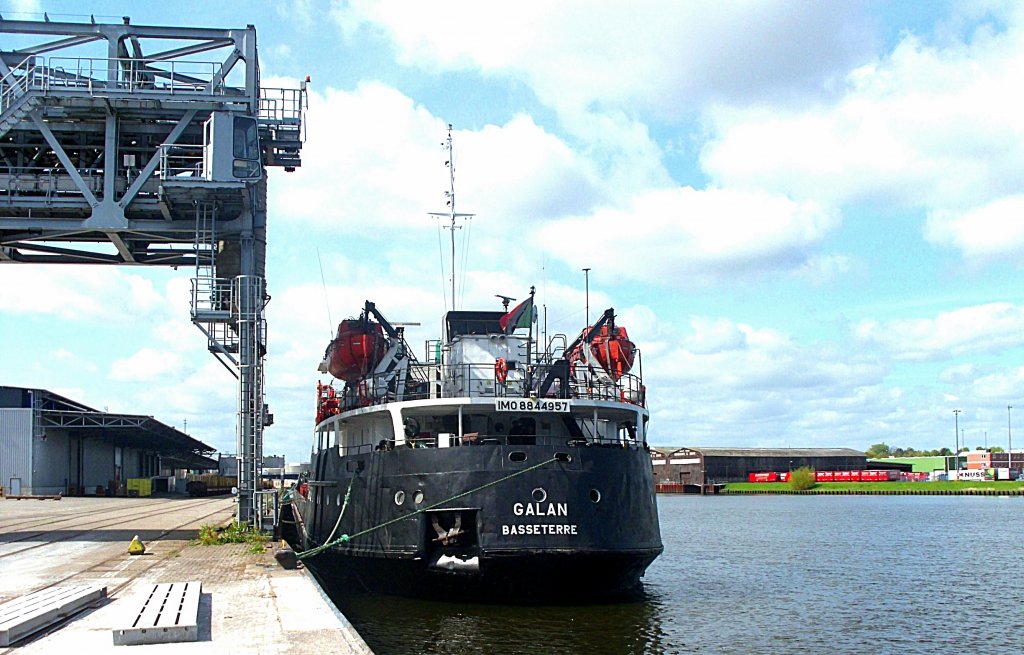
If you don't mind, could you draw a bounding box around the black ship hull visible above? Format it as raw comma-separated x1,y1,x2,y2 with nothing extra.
288,441,663,602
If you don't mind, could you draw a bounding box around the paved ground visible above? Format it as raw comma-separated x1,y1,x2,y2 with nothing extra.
0,495,371,654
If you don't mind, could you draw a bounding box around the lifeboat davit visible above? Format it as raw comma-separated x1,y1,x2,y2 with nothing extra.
572,324,636,380
325,319,387,383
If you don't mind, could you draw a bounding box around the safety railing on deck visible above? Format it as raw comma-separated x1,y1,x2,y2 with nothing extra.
322,433,643,458
1,55,226,107
327,358,644,412
43,57,221,95
0,165,102,196
0,56,41,115
159,143,206,180
259,87,306,124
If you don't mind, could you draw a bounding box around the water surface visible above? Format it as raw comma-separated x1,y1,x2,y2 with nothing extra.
327,495,1024,654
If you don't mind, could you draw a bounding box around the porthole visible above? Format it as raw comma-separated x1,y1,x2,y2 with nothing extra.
590,489,602,503
532,487,547,503
555,452,571,462
509,451,527,462
414,490,424,505
394,490,405,506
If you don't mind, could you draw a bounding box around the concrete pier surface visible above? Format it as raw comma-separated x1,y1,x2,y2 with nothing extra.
0,496,371,654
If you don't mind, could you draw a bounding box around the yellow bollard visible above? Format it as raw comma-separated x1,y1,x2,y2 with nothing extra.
128,535,146,556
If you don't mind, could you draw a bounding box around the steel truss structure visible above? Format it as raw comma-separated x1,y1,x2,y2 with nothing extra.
0,17,306,524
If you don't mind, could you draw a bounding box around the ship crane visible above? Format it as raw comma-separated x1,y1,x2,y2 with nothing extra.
360,301,423,403
536,308,618,399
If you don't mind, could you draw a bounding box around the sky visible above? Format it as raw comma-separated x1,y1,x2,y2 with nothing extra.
2,0,1024,462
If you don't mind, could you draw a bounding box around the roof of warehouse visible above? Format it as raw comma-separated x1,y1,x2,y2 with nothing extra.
0,386,216,465
651,447,866,458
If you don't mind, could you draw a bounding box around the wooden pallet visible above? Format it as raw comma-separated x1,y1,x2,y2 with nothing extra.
112,581,202,646
0,585,106,646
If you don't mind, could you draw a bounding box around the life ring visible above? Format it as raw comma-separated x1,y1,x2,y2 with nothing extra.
495,358,508,384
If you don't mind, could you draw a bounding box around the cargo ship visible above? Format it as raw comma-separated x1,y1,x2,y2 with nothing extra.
283,290,663,601
283,127,661,601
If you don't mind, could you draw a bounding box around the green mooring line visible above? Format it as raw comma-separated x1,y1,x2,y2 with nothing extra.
296,455,559,560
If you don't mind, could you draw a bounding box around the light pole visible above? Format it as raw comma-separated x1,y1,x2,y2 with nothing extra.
953,409,961,474
582,267,591,327
1009,405,1013,478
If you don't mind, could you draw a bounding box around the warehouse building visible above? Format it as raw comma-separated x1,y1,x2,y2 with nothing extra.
651,446,867,490
0,386,216,497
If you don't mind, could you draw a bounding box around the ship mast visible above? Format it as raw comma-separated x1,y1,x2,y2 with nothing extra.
429,124,475,310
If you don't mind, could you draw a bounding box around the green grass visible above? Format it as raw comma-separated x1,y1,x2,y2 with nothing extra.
196,521,269,553
724,480,1024,493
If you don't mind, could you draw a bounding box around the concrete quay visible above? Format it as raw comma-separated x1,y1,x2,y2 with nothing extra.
0,495,371,654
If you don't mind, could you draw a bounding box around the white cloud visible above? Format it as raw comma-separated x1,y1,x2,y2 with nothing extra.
9,0,42,18
109,348,185,382
333,0,872,114
268,83,442,230
854,302,1024,361
0,266,166,320
330,0,871,196
700,10,1024,214
50,348,98,373
641,315,887,446
970,366,1024,399
275,0,314,27
539,186,840,285
268,86,612,234
792,253,857,285
924,195,1024,260
939,364,979,384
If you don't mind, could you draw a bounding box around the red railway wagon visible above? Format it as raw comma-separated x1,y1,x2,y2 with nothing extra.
748,470,905,483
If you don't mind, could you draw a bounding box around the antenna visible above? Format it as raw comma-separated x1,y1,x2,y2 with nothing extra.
428,124,475,310
495,294,516,311
317,247,333,336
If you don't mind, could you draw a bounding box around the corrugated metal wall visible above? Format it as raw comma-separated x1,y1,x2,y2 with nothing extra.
32,429,71,495
0,408,32,495
83,440,115,492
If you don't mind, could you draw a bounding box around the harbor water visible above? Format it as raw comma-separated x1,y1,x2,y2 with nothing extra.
325,494,1024,654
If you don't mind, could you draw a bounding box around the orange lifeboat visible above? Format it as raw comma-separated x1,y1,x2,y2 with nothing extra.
571,324,636,380
325,319,387,383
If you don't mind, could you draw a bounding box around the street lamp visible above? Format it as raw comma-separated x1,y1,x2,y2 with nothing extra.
953,409,961,474
1009,405,1014,478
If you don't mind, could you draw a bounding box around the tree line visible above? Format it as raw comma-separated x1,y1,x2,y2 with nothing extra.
866,443,1005,459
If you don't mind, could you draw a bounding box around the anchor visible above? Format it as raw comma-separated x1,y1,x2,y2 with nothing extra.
430,513,465,545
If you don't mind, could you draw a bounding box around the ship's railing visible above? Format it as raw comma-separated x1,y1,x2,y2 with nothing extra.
330,359,644,411
439,361,645,405
327,433,643,457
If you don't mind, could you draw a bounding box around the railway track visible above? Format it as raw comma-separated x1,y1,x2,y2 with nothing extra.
0,497,231,560
0,497,181,533
0,497,242,653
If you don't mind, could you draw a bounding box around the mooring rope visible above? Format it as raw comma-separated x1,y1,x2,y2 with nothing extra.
320,470,358,547
296,455,559,560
